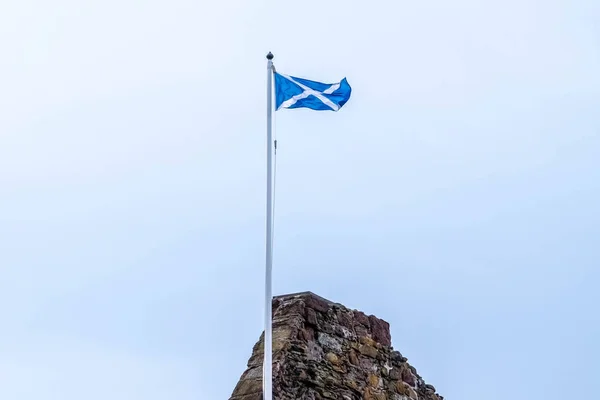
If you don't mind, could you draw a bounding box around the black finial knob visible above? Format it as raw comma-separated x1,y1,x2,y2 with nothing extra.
266,52,274,60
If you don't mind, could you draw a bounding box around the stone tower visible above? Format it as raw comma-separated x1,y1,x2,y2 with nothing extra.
229,292,443,400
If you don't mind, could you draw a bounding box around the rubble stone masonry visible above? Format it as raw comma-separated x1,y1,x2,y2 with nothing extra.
229,292,444,400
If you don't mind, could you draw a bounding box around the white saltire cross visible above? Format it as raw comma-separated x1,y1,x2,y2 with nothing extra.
278,74,341,111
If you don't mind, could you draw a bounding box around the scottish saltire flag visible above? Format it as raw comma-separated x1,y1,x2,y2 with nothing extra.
274,72,351,112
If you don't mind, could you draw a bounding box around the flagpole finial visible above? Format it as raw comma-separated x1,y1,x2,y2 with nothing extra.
266,52,274,60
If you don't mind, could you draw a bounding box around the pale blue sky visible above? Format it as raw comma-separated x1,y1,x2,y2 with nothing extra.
1,0,598,399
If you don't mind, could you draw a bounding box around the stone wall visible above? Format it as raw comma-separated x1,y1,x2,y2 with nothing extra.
229,292,444,400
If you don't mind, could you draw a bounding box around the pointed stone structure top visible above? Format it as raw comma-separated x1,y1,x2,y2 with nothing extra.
230,292,443,400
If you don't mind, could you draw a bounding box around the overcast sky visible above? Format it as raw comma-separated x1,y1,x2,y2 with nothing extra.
1,0,599,399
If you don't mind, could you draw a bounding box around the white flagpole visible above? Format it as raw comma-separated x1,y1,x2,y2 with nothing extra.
263,51,274,400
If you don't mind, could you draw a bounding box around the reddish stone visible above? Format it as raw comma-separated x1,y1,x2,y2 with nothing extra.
336,309,354,330
304,326,315,341
354,311,371,327
401,367,416,387
368,316,391,346
306,308,318,326
277,299,305,317
305,295,329,313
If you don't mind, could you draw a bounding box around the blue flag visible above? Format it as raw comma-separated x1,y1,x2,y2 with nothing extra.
274,72,351,112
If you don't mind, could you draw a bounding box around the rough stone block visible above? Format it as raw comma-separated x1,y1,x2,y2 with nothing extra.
229,292,442,400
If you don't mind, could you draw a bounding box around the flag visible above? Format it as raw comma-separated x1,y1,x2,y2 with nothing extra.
274,72,351,112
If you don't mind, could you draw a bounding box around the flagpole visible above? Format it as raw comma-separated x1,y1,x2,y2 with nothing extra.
263,51,274,400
